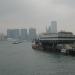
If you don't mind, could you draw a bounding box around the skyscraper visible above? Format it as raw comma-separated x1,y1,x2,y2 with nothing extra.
47,26,51,33
20,29,28,40
51,21,57,33
7,29,14,38
28,28,37,41
7,29,19,39
13,29,19,39
0,33,5,41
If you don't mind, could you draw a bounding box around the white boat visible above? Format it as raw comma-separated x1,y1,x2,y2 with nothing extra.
61,48,67,53
12,41,19,44
12,40,23,44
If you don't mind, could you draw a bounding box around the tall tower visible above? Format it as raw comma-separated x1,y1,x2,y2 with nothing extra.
51,21,57,33
47,26,51,33
20,29,28,40
28,28,37,41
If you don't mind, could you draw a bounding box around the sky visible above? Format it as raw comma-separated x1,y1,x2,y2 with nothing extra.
0,0,75,34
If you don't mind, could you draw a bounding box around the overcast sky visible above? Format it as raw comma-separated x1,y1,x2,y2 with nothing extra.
0,0,75,34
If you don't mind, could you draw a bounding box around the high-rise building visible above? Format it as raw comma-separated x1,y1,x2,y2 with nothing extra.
20,29,28,40
28,28,37,41
7,29,14,38
47,26,51,33
7,29,19,39
0,33,5,41
13,29,19,39
51,21,57,33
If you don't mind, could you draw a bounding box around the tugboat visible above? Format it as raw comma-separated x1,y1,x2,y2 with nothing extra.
32,42,38,49
32,39,43,50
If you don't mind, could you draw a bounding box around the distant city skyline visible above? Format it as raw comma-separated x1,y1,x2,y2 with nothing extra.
7,28,37,41
0,22,74,35
0,0,75,34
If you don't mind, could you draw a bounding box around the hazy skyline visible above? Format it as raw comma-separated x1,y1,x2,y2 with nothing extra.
0,0,75,34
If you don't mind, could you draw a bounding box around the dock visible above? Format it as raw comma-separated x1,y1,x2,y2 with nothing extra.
32,32,75,55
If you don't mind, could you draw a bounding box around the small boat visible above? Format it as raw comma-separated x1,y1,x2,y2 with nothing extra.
12,39,23,44
32,39,43,50
12,41,19,44
61,48,67,53
32,42,39,49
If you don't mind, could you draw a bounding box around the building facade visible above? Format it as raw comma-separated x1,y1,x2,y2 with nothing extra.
28,28,37,41
0,33,5,41
7,29,19,40
46,21,57,33
51,21,57,33
20,29,28,40
47,26,52,33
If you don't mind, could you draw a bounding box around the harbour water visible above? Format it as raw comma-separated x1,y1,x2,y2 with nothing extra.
0,41,75,75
